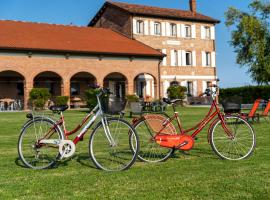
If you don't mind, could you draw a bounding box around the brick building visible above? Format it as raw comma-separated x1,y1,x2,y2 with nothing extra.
90,0,220,97
0,0,220,110
0,21,162,110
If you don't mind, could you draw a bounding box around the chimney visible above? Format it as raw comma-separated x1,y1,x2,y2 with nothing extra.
189,0,196,13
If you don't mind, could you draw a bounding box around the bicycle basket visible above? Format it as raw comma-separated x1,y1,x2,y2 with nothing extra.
221,96,241,113
101,95,127,114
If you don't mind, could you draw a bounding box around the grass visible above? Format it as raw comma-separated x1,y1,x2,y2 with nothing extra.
0,107,269,199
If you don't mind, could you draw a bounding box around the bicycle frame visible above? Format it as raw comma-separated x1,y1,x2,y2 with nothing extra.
153,98,233,142
38,91,115,146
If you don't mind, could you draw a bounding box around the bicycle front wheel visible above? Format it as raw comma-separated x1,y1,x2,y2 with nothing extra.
132,114,175,163
89,118,139,171
18,117,64,169
210,116,256,160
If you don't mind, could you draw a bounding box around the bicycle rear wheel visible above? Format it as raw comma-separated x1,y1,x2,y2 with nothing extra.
210,116,256,160
132,114,175,162
18,117,63,169
89,118,139,171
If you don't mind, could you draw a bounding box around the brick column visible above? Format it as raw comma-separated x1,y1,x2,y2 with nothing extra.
127,80,134,96
62,81,70,107
24,80,33,110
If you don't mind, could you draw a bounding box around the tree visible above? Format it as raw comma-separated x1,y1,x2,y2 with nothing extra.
225,0,270,85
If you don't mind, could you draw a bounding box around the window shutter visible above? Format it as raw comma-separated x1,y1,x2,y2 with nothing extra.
176,24,181,38
211,52,216,67
166,22,170,36
177,50,182,66
202,81,207,93
162,49,167,66
192,51,196,66
133,19,137,34
191,25,196,38
150,21,154,35
161,22,166,36
181,24,185,37
193,81,198,96
202,51,206,67
144,20,149,35
182,50,186,66
210,26,215,40
201,26,205,39
171,50,176,66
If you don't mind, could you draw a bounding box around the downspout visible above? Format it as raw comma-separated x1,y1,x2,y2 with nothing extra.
158,59,162,100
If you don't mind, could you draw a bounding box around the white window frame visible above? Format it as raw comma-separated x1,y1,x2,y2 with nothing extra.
185,51,192,66
136,20,144,34
154,22,161,35
185,25,191,38
174,50,178,66
170,23,177,37
187,81,193,96
205,52,211,66
205,26,211,39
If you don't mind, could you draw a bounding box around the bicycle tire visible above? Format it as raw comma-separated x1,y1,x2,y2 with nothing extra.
89,118,139,171
132,113,175,163
210,115,256,160
18,117,64,169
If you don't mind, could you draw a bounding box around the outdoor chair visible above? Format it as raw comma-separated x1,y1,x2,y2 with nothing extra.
240,99,261,122
261,99,270,118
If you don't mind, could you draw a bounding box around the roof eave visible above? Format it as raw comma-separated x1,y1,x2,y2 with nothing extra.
0,47,164,59
132,13,220,24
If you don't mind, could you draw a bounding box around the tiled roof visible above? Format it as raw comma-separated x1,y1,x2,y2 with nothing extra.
0,20,163,57
89,1,220,26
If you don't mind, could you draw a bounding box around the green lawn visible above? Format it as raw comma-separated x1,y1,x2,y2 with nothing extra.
0,107,269,200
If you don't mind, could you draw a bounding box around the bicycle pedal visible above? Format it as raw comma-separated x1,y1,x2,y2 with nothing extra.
195,137,198,140
79,137,84,141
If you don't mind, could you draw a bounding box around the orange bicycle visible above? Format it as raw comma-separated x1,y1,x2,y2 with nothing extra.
131,85,256,162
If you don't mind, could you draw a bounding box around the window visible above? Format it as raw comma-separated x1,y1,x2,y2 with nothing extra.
185,25,191,38
71,82,80,96
187,82,193,96
206,52,211,66
136,20,144,34
174,50,178,66
186,51,192,66
154,22,161,35
205,26,210,39
170,23,177,37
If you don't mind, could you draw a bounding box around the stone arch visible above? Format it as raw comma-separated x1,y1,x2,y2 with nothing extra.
69,72,97,108
33,71,63,96
103,72,128,98
134,73,157,99
0,70,25,110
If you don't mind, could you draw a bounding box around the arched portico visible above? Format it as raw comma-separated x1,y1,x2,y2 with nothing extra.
103,72,128,98
0,70,25,111
134,73,157,99
33,71,63,97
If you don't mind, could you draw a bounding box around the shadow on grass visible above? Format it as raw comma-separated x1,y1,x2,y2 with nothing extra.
170,148,218,160
15,154,97,170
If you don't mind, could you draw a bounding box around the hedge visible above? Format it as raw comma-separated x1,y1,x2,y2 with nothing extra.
219,86,270,104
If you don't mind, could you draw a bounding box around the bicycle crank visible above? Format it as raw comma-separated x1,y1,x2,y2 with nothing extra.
58,140,76,159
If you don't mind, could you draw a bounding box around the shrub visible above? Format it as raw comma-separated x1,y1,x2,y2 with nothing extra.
84,88,100,110
167,86,187,100
126,94,139,102
219,85,270,104
29,88,51,109
55,96,69,106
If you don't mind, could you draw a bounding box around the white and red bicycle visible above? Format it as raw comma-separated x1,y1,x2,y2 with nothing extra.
18,88,139,171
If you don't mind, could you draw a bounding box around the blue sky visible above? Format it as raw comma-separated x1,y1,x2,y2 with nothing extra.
0,0,254,88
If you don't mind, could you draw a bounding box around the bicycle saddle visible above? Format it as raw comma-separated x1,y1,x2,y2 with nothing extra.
162,98,182,105
49,105,69,112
